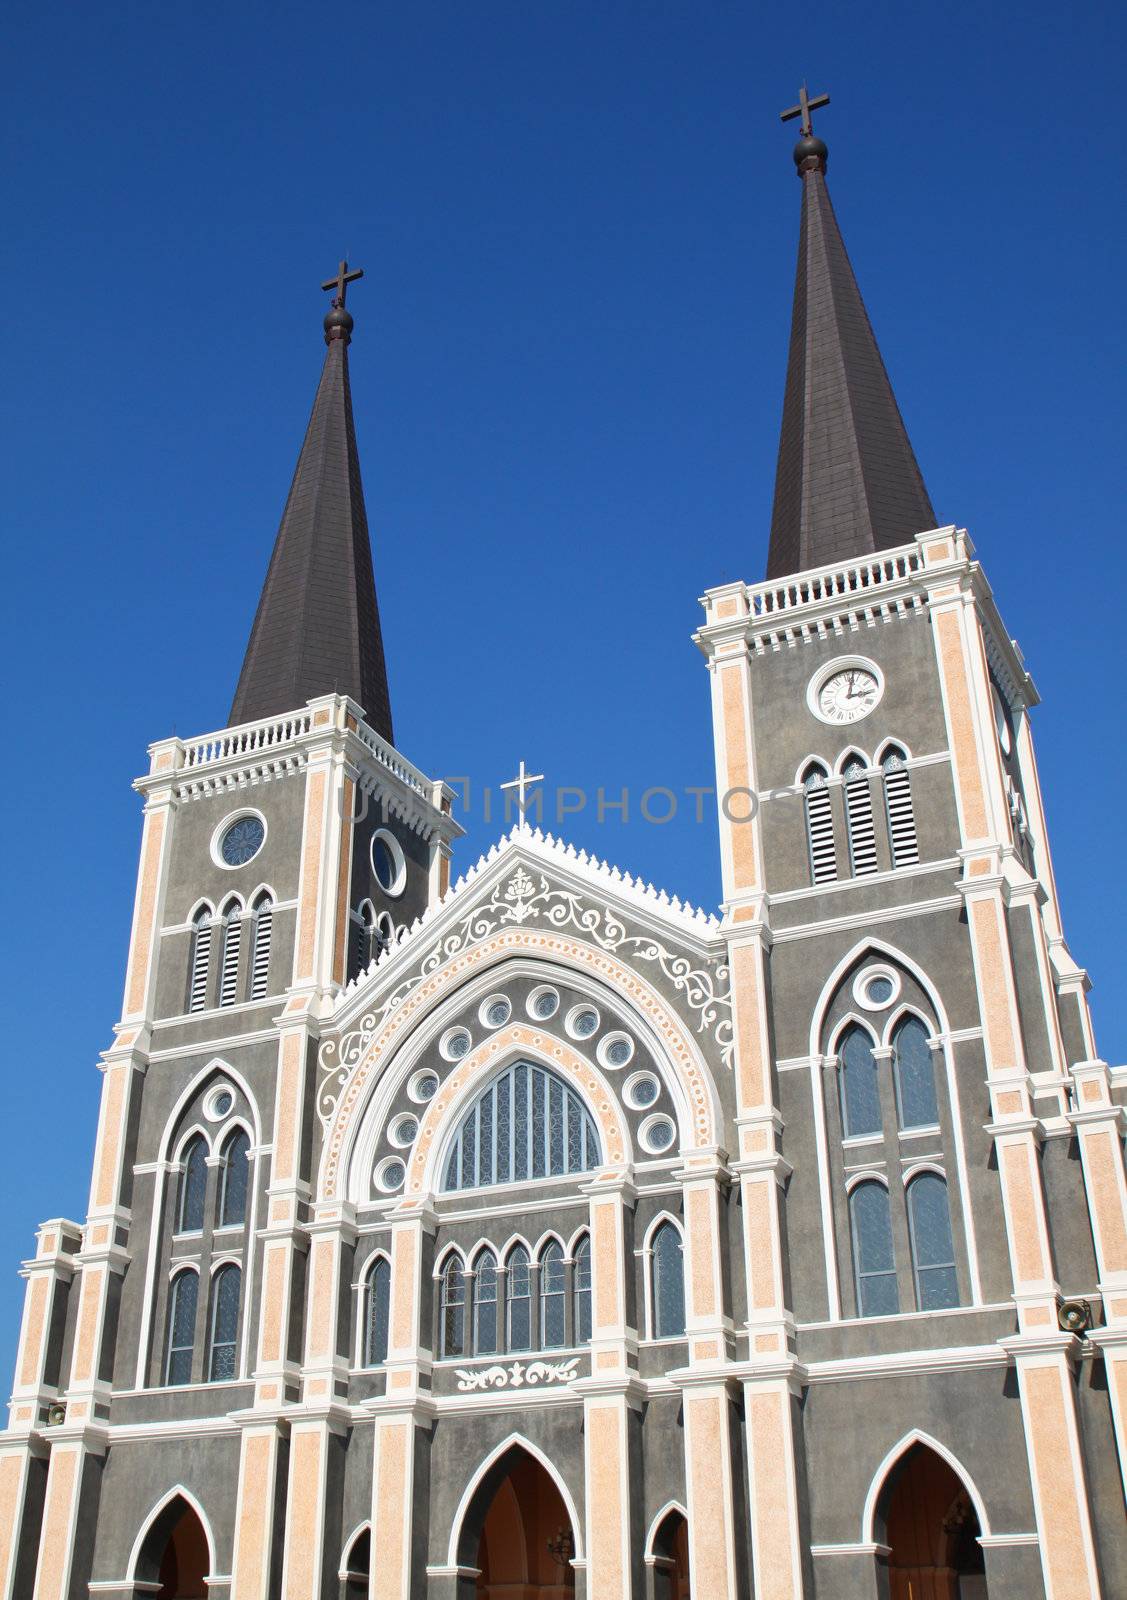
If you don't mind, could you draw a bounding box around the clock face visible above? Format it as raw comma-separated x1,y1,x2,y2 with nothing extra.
816,666,881,724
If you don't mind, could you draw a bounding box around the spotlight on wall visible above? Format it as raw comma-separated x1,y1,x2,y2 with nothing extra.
547,1527,575,1568
1058,1298,1092,1335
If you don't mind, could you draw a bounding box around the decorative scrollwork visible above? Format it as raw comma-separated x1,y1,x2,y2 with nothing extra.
454,1357,581,1392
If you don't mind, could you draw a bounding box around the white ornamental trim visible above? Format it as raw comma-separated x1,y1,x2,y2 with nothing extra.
455,1357,580,1392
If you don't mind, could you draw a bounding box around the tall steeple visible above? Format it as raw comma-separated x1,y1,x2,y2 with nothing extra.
229,262,394,740
766,93,935,580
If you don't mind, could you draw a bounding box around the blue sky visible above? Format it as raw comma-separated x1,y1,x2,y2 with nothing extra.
1,2,1123,1381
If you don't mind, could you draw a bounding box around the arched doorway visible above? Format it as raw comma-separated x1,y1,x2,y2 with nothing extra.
341,1526,370,1597
132,1493,211,1599
650,1507,690,1599
876,1445,987,1599
456,1444,577,1598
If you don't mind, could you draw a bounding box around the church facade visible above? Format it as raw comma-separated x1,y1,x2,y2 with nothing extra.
2,114,1125,1600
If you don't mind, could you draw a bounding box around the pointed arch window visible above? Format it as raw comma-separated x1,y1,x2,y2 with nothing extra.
506,1245,532,1353
892,1016,938,1130
842,757,878,876
849,1181,898,1317
573,1234,592,1344
188,907,213,1013
441,1062,601,1192
177,1135,208,1234
440,1257,466,1358
907,1173,959,1310
364,1257,391,1367
802,762,837,884
218,1128,250,1228
218,901,242,1008
539,1241,566,1349
165,1269,198,1385
651,1221,686,1339
207,1263,241,1381
839,1026,882,1140
248,892,273,1000
349,902,375,983
881,745,919,867
473,1250,500,1356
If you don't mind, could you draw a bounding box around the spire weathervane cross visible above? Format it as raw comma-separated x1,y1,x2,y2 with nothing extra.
501,759,545,829
780,83,830,136
321,259,364,309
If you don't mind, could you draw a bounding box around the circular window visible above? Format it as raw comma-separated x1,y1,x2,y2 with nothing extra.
204,1085,235,1122
598,1032,634,1070
567,1005,600,1040
389,1114,419,1148
375,1157,406,1194
480,994,512,1029
370,830,407,898
440,1027,472,1062
409,1070,439,1104
625,1072,660,1109
527,986,560,1021
853,966,901,1012
214,813,266,869
640,1114,677,1155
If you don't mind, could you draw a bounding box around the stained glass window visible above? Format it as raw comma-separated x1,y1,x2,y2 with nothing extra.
219,1129,250,1228
652,1222,686,1339
907,1173,959,1310
840,1026,882,1139
540,1241,566,1348
208,1264,241,1381
506,1245,532,1352
893,1017,938,1130
440,1257,465,1358
473,1251,499,1355
573,1235,592,1344
849,1182,899,1317
165,1270,198,1386
177,1136,208,1233
220,816,264,867
365,1257,391,1366
441,1062,600,1192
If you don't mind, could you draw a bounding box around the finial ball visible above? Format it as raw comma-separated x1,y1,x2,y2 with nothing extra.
793,134,828,173
324,304,354,344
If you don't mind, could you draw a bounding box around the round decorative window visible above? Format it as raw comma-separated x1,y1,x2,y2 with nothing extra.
527,986,560,1021
567,1005,600,1040
204,1085,235,1122
640,1114,677,1155
598,1032,634,1070
853,966,901,1012
215,813,265,869
440,1027,472,1062
375,1157,406,1194
625,1072,660,1109
409,1070,439,1104
370,830,407,898
389,1114,419,1149
480,994,512,1029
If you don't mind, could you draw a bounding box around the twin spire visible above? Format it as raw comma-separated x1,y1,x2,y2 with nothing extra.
230,101,934,735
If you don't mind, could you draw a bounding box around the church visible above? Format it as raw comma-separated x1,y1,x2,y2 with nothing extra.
1,97,1124,1600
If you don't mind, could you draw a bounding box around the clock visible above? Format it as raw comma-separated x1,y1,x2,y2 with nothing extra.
810,662,883,724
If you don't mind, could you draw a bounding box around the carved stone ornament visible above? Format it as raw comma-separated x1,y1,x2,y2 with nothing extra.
454,1357,581,1393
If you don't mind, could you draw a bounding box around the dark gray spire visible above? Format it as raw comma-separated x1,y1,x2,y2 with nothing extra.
766,127,935,580
230,273,394,739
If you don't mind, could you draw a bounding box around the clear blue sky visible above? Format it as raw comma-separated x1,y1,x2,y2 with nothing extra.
2,3,1123,1382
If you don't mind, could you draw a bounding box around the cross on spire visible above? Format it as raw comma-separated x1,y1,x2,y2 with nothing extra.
780,83,830,137
501,759,545,828
321,259,364,309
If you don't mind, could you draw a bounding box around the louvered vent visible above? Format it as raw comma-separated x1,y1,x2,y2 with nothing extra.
843,760,878,876
219,913,241,1008
803,765,837,884
250,901,272,999
881,748,919,867
188,918,212,1013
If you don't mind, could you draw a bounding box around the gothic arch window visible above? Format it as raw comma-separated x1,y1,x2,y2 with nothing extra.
187,905,214,1013
839,1025,882,1140
473,1248,500,1356
539,1240,566,1349
802,761,837,884
207,1263,241,1381
840,753,878,876
891,1015,939,1131
349,901,376,983
573,1234,592,1344
440,1254,466,1358
907,1173,959,1310
880,744,919,867
849,1180,898,1317
165,1269,198,1385
248,891,273,1000
651,1220,686,1340
506,1244,532,1353
177,1135,208,1234
218,899,243,1008
363,1256,391,1367
441,1061,601,1193
218,1128,251,1229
